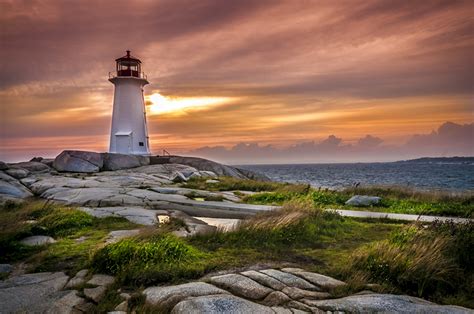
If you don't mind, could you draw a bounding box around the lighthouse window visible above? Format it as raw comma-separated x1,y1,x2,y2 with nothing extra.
139,142,144,146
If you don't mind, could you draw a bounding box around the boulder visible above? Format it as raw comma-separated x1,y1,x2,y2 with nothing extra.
168,156,270,180
144,282,228,310
65,269,88,289
281,268,346,290
171,294,274,314
345,195,381,207
20,235,56,246
53,150,103,173
259,269,316,291
0,175,33,198
102,153,149,171
170,171,188,183
84,286,107,303
209,273,273,300
305,293,472,313
0,161,8,170
11,161,51,172
5,168,29,179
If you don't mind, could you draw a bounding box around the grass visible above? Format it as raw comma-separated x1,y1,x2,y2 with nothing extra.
240,182,473,218
0,200,139,274
1,189,472,310
339,219,474,308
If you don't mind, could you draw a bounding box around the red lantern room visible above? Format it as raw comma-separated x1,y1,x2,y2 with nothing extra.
115,50,142,78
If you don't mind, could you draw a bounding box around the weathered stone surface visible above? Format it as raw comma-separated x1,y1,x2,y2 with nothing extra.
209,273,273,300
84,286,107,303
259,269,316,290
287,300,322,313
53,150,103,173
171,171,188,182
12,161,51,172
283,287,330,300
262,291,292,306
20,235,56,246
241,270,287,290
47,290,86,314
144,282,228,310
345,195,381,206
0,161,8,170
102,153,149,171
106,229,141,244
0,172,33,198
272,307,293,314
171,294,274,314
114,300,128,311
281,268,346,290
0,272,69,313
87,274,115,286
65,269,88,289
5,168,30,179
306,293,472,313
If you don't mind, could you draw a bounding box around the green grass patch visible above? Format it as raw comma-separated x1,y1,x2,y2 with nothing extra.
242,181,473,218
340,220,474,308
0,200,139,274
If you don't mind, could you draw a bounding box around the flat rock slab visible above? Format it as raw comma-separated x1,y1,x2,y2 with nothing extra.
259,269,316,291
209,274,274,300
0,272,70,313
306,293,472,314
87,274,115,286
241,270,287,291
144,282,229,310
171,294,275,314
281,268,346,290
20,235,56,246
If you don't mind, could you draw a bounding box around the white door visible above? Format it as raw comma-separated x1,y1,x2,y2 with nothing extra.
115,135,131,154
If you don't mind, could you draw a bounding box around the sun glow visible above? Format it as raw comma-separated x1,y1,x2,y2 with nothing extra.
146,93,236,115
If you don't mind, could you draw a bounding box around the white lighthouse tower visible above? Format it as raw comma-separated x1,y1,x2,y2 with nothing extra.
109,50,151,155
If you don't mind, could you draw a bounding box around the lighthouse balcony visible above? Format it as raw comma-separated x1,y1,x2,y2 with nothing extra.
109,71,147,79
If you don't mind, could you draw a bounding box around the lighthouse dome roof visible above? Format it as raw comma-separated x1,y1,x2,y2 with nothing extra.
115,50,142,63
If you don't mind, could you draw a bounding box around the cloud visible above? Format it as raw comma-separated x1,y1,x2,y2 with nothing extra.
1,1,473,162
185,122,473,164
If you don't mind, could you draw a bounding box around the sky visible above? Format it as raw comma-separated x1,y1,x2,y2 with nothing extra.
0,0,473,163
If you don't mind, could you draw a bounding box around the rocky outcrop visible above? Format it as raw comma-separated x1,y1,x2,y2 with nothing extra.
168,156,269,181
53,150,103,173
306,293,472,313
140,267,472,313
102,153,149,171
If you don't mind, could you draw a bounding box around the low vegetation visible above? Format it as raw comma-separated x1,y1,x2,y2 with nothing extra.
1,179,472,310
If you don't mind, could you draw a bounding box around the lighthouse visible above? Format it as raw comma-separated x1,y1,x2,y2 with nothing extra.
109,50,151,155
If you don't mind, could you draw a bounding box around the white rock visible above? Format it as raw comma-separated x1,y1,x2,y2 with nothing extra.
345,195,381,207
209,273,273,300
20,235,56,246
171,294,274,314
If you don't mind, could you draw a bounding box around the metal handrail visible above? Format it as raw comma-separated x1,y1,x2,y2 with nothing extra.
109,71,147,79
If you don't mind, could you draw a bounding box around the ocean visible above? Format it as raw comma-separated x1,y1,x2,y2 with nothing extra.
240,161,474,191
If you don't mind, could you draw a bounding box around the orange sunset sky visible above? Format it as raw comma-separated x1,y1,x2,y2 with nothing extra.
0,0,473,163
